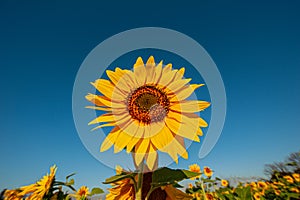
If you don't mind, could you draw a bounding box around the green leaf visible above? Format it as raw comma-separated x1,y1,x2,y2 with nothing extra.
201,178,215,183
66,173,76,180
90,187,104,196
234,186,251,200
287,192,300,198
103,173,137,184
151,167,200,187
172,182,184,188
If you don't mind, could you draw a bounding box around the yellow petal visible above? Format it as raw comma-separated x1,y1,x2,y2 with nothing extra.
199,118,208,127
145,56,156,83
175,135,188,159
147,121,165,137
114,70,137,92
146,56,155,66
88,114,115,125
134,57,144,67
134,152,145,167
114,131,133,153
91,123,116,131
163,137,188,163
100,128,120,152
114,114,132,128
178,67,185,77
166,78,191,93
190,83,204,90
145,144,158,170
170,101,210,113
85,106,111,111
106,68,125,85
162,63,172,73
133,57,146,85
150,126,174,150
86,94,112,107
169,83,203,102
136,138,150,154
165,116,199,142
91,79,125,99
197,128,203,136
126,136,140,153
85,93,106,106
158,70,177,88
153,60,163,84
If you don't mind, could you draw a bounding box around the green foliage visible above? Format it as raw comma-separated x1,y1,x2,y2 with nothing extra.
90,187,104,195
151,167,200,187
103,172,137,184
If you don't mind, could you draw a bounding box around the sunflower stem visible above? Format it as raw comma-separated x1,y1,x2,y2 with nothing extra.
136,161,144,200
201,180,207,200
145,186,155,200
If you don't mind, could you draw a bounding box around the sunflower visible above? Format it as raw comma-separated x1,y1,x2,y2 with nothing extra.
19,165,57,199
203,166,213,178
257,181,268,190
86,56,210,169
69,186,90,200
105,174,192,200
221,179,228,187
292,173,300,182
189,164,201,180
283,175,294,184
253,192,261,200
3,189,22,200
106,178,135,200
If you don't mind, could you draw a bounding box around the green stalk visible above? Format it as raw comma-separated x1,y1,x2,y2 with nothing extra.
201,180,207,200
135,161,144,200
145,186,156,200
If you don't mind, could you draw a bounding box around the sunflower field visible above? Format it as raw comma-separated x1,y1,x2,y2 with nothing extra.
2,57,299,200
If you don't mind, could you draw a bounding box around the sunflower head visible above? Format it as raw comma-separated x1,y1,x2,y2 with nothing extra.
292,173,300,182
14,165,57,199
86,56,210,170
221,179,229,187
77,186,90,198
189,164,201,180
257,181,268,189
203,166,213,177
283,175,294,184
3,189,22,200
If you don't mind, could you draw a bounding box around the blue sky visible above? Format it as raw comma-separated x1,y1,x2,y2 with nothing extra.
1,0,300,192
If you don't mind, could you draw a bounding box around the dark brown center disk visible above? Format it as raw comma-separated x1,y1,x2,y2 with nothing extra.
127,85,170,124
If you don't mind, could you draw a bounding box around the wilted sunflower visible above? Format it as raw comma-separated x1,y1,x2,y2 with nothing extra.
106,178,135,200
18,165,57,199
86,56,210,169
106,173,192,200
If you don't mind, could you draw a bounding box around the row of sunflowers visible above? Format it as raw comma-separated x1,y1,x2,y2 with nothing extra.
1,163,299,200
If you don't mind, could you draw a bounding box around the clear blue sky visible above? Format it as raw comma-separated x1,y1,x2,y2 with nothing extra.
1,0,299,192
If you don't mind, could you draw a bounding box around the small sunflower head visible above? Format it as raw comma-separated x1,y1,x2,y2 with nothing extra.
203,166,213,177
283,175,294,184
292,173,300,182
221,179,229,187
77,186,89,198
